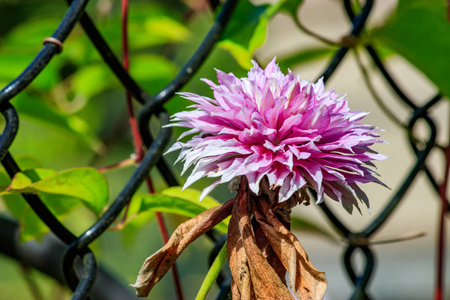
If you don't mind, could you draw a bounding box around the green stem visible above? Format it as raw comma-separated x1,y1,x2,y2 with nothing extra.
195,242,228,300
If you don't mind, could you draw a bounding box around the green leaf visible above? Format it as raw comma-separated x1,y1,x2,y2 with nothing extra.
0,159,87,242
1,167,109,216
140,15,190,44
2,193,82,242
368,0,450,97
216,40,253,69
3,193,49,242
0,155,41,189
218,0,286,69
161,187,222,210
290,215,337,243
138,190,228,233
280,0,304,20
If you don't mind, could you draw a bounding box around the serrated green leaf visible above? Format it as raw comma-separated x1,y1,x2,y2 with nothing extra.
291,215,337,243
138,193,229,233
1,167,109,216
368,0,450,97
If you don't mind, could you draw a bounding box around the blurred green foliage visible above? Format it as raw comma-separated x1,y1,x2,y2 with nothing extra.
0,0,448,299
368,0,450,97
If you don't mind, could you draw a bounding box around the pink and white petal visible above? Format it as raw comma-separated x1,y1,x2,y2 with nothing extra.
200,179,223,201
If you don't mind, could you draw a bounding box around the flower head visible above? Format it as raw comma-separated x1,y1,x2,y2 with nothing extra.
167,58,386,213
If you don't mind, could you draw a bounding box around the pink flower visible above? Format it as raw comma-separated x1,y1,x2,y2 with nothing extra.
167,58,386,213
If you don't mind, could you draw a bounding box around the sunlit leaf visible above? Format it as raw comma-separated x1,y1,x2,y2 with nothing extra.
160,187,222,209
141,16,190,44
214,40,253,69
218,0,285,69
1,167,109,216
138,192,229,233
0,155,41,191
0,157,82,242
368,0,450,97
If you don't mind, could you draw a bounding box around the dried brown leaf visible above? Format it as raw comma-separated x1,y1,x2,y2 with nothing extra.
255,197,327,300
252,219,286,282
236,186,293,300
132,199,234,297
228,200,253,300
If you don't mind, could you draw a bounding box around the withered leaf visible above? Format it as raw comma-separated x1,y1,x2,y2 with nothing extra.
254,197,327,300
228,203,253,300
133,176,327,300
132,198,234,297
227,178,293,300
237,190,293,300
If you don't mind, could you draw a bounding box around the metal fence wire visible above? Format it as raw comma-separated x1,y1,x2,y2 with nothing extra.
0,0,446,299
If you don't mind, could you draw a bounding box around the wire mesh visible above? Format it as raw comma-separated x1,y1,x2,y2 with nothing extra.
0,0,445,299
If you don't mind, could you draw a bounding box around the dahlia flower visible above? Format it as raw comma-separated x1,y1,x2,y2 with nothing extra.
167,58,386,213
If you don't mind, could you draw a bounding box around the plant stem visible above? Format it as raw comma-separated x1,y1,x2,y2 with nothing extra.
121,0,143,161
195,242,228,300
120,2,184,299
97,157,136,173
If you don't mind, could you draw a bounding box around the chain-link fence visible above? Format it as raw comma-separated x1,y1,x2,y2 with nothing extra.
0,0,446,299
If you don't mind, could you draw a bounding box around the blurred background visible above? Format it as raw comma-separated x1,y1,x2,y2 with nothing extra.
0,0,448,299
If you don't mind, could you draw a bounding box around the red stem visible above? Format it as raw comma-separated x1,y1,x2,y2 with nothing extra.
121,0,143,160
121,2,184,299
435,146,450,300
